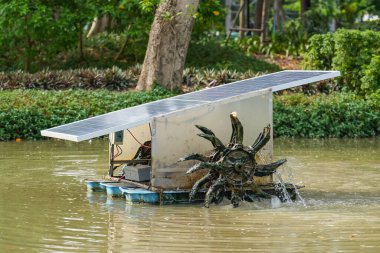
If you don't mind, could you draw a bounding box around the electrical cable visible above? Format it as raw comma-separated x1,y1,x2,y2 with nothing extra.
127,129,150,148
109,140,123,160
115,144,122,158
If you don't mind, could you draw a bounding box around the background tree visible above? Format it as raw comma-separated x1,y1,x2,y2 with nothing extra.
300,0,311,23
137,0,200,91
253,0,264,36
0,0,69,71
0,0,98,71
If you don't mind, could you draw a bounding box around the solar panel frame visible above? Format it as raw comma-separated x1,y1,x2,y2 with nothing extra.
170,70,339,102
41,99,208,142
41,70,340,141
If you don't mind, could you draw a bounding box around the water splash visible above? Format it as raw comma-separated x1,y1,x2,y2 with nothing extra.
282,163,306,206
257,151,305,205
270,196,282,208
273,171,292,202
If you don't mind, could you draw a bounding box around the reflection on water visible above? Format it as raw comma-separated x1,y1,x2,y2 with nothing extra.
0,138,379,252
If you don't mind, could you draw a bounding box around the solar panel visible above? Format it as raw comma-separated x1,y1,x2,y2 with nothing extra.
171,71,338,102
41,70,340,141
41,99,207,142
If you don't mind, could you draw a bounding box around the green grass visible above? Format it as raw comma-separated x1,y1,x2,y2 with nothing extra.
186,39,280,72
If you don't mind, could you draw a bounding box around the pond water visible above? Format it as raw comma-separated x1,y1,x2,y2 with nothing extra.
0,138,379,252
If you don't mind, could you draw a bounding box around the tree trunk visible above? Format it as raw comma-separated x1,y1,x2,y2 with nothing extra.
254,0,263,36
260,0,268,44
114,25,131,61
137,0,199,91
24,14,32,72
24,36,32,72
300,0,311,22
87,15,111,38
79,23,84,61
274,0,285,31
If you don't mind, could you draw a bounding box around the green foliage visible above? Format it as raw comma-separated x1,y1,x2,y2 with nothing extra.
182,68,266,87
303,29,380,94
299,3,330,34
127,0,160,12
232,19,309,57
74,32,148,68
0,65,274,90
302,33,335,70
186,38,280,72
0,66,140,90
0,0,100,72
231,36,262,56
335,0,374,28
355,19,380,31
333,29,380,92
361,55,380,94
270,19,309,56
0,90,378,140
0,0,229,72
192,0,225,38
284,0,377,30
273,92,379,138
0,87,176,141
265,0,379,56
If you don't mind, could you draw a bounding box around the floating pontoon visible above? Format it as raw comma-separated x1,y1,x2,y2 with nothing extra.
41,70,340,204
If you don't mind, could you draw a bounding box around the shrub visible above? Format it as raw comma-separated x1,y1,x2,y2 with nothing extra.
354,19,380,31
0,87,176,141
68,32,148,69
0,67,140,90
182,68,265,87
361,55,380,95
0,66,269,90
273,92,379,138
303,29,380,95
0,90,378,140
271,19,309,56
302,33,335,70
333,30,380,92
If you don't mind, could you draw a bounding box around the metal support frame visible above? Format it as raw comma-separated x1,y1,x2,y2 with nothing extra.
110,159,151,165
226,0,246,41
226,0,268,42
108,143,151,176
109,143,114,176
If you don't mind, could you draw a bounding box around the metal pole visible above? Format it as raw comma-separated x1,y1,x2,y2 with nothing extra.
239,0,246,38
246,0,250,31
226,1,246,42
109,143,114,176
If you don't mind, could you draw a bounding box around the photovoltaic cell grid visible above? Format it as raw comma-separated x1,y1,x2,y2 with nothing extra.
41,70,340,141
41,99,207,141
170,71,332,102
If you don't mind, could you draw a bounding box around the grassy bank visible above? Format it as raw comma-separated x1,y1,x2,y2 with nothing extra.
0,88,378,141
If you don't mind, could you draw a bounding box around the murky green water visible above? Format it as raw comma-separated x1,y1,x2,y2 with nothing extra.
0,139,379,252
